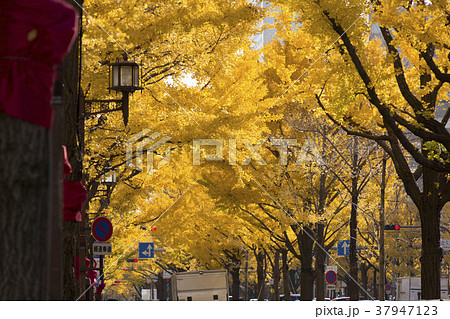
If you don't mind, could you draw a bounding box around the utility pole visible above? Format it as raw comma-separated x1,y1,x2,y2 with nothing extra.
244,250,249,301
379,155,387,301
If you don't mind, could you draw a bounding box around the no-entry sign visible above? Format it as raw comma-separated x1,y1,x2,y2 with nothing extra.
92,217,113,242
325,270,337,285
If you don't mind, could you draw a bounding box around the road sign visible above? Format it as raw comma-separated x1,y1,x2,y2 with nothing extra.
385,284,392,292
325,270,337,285
326,285,336,290
92,217,113,242
139,242,154,258
441,239,450,251
326,266,337,273
337,240,350,256
93,242,112,255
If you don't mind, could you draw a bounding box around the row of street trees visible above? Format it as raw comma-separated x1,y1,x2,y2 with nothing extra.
76,0,450,301
3,0,447,300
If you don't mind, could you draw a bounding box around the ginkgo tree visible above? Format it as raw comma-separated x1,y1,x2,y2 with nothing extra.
260,0,450,300
77,0,450,303
77,0,277,300
78,0,291,301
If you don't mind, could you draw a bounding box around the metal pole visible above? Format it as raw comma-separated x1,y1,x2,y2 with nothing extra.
99,255,104,285
379,156,386,301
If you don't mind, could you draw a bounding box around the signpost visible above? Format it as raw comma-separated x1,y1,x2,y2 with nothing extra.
326,266,337,272
93,242,112,255
91,217,113,242
337,240,350,256
91,217,114,296
325,270,337,285
325,266,338,298
139,242,154,258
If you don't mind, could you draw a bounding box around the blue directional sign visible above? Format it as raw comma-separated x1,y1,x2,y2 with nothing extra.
139,242,154,258
337,240,350,256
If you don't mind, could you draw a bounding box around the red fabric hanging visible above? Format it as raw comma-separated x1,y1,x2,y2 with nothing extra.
95,281,106,296
63,145,72,176
86,257,98,286
62,144,87,222
0,0,78,128
63,179,87,222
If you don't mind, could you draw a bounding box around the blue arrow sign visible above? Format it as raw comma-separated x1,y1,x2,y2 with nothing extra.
139,242,154,258
337,240,350,256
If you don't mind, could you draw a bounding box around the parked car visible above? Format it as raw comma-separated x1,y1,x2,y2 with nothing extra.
280,294,301,301
249,298,269,301
332,296,351,301
313,297,331,301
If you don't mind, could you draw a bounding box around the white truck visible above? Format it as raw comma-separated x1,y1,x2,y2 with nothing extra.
396,277,449,300
170,270,229,301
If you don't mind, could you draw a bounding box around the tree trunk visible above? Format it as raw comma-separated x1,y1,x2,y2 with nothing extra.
419,166,443,300
349,138,360,301
256,249,266,300
244,250,249,301
272,250,280,301
281,249,290,300
230,266,241,301
349,191,359,300
0,116,51,299
315,166,328,301
315,222,326,300
360,263,369,299
373,268,377,299
299,226,315,300
62,0,83,300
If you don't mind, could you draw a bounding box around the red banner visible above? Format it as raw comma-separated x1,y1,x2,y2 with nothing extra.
0,0,78,128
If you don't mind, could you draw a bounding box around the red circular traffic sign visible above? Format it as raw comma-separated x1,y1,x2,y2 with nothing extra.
385,284,392,292
92,217,113,242
325,270,337,285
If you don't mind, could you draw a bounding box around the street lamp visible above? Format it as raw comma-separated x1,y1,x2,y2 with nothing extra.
80,55,142,300
109,59,141,91
84,54,143,126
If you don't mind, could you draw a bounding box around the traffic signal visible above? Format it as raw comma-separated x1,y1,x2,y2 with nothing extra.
115,281,121,284
385,224,401,230
126,258,138,263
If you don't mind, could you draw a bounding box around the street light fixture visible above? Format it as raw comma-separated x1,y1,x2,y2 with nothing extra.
84,54,143,126
109,59,141,91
